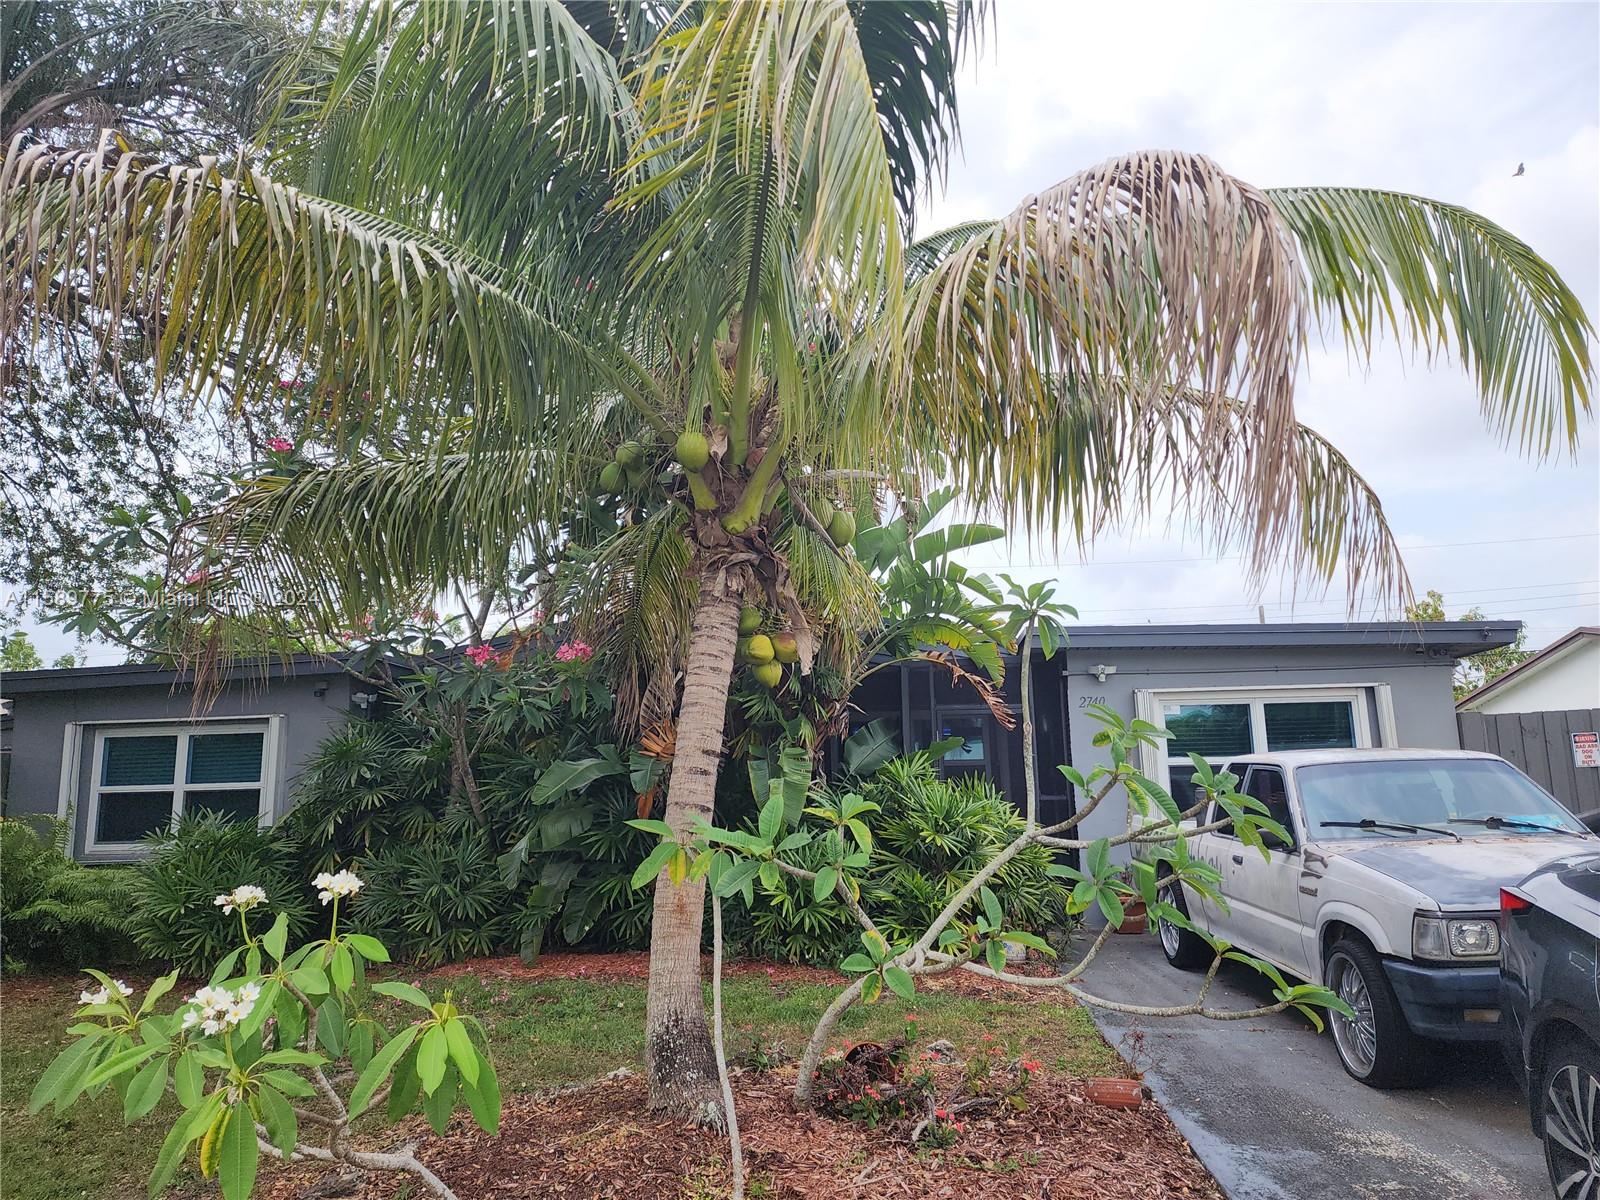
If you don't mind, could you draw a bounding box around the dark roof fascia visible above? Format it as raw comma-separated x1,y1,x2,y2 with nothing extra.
0,655,356,694
1028,621,1521,657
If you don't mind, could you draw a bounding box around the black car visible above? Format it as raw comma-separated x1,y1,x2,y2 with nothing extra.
1502,852,1600,1198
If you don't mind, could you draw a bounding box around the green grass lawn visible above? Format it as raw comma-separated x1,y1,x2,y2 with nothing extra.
1,966,1121,1200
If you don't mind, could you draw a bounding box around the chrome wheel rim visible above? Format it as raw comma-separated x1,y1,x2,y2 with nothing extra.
1156,883,1182,957
1546,1063,1600,1198
1328,953,1378,1076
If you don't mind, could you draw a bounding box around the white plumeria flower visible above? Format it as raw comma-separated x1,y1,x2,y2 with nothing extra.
79,986,110,1006
313,869,364,905
214,884,268,914
111,979,133,997
201,1018,223,1036
237,982,261,1004
181,1009,201,1030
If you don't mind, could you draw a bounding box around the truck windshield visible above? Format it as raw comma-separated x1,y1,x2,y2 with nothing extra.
1296,759,1588,839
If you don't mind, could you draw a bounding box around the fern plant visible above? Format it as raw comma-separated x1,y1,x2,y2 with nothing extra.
0,818,138,967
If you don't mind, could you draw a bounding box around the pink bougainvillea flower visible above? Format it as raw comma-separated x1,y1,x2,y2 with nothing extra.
464,644,496,667
265,436,295,453
554,639,593,663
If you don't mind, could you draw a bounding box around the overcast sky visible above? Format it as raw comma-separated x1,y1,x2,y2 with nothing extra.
926,0,1599,650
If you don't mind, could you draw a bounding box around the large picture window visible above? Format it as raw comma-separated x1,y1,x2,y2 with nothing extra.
1143,688,1374,801
86,722,276,853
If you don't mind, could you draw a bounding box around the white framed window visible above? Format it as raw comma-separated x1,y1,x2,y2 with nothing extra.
1133,686,1375,803
84,720,281,855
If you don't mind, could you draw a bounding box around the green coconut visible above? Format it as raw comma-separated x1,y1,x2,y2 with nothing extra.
744,633,775,664
771,632,799,664
810,495,835,529
751,661,783,689
675,431,710,471
615,441,644,468
625,463,651,488
827,509,857,547
597,462,623,493
738,605,763,635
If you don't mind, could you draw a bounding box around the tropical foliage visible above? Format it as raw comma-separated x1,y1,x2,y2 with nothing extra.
0,817,137,967
27,869,498,1200
129,814,315,976
4,0,1591,1115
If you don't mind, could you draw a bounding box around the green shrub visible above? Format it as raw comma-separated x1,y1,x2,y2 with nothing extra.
864,755,1067,946
729,753,1069,964
284,717,446,871
129,813,315,973
286,642,660,965
0,818,138,967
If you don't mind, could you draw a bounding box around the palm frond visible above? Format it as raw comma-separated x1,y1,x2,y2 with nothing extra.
0,138,630,459
847,0,986,224
894,151,1308,538
1267,186,1594,455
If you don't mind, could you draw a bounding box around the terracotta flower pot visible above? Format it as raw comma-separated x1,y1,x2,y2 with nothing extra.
1116,900,1148,935
1084,1077,1145,1110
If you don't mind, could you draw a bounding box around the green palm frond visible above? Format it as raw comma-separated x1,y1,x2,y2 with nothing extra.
847,0,985,223
0,139,641,453
1267,186,1594,455
194,441,569,622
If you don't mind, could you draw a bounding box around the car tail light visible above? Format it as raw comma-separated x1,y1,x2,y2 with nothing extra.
1499,887,1532,915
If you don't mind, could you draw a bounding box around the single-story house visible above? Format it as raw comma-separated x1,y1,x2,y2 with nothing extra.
0,620,1521,862
1454,626,1600,714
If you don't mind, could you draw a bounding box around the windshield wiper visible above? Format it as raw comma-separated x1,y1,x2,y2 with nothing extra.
1321,819,1463,843
1448,815,1583,835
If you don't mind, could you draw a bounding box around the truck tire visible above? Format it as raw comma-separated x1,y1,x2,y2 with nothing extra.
1538,1033,1600,1198
1155,871,1212,970
1324,937,1428,1088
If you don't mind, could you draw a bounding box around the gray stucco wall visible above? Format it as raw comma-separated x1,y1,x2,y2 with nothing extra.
1058,642,1460,856
2,671,356,862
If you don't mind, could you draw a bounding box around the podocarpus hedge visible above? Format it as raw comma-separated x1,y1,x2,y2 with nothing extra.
28,871,500,1200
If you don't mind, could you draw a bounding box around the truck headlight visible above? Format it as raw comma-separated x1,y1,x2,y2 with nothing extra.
1413,914,1500,961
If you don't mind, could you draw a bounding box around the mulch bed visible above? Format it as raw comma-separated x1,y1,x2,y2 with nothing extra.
255,1067,1222,1200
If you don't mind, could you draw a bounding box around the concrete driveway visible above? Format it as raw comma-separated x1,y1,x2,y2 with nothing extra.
1075,932,1549,1199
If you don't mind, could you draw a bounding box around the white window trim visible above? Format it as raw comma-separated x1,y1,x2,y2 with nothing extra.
81,717,284,856
1134,684,1380,793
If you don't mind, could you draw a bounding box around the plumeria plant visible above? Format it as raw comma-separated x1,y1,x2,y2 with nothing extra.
630,703,1352,1129
28,870,498,1200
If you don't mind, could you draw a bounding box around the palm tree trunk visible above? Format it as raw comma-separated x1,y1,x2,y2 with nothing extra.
644,567,741,1119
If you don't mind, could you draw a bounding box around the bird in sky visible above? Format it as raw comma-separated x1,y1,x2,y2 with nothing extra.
1513,162,1526,177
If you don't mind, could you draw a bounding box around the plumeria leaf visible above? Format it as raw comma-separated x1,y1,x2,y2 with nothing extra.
839,953,876,973
256,1083,297,1157
417,1025,448,1095
813,865,839,902
985,940,1008,974
462,1053,501,1134
262,915,288,963
123,1056,167,1122
373,981,433,1011
139,971,180,1016
883,966,915,1000
625,819,676,838
173,1052,204,1108
349,1026,418,1117
217,1099,259,1200
344,933,390,963
444,1019,480,1087
629,841,676,890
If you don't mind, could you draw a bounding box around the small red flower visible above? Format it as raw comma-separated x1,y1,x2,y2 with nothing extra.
265,436,294,453
464,644,496,667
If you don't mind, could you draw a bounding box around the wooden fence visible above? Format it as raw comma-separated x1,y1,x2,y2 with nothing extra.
1457,708,1600,819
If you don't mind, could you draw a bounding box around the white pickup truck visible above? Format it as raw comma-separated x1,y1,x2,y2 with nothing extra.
1155,748,1595,1087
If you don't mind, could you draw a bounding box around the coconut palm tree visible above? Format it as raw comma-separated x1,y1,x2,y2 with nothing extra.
3,0,1592,1120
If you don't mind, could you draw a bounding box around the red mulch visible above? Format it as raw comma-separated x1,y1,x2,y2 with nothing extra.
255,1068,1221,1200
427,950,1058,998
